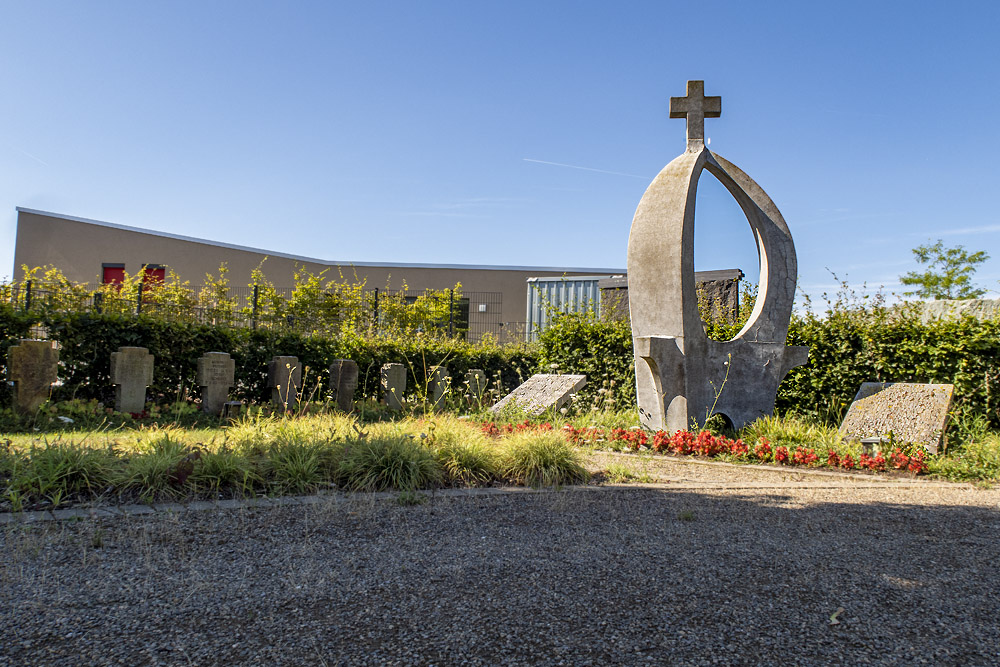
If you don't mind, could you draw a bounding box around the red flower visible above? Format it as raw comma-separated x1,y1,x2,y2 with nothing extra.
827,450,840,467
774,446,790,464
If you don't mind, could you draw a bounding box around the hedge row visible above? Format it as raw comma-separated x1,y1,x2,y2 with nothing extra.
539,306,1000,428
0,307,538,408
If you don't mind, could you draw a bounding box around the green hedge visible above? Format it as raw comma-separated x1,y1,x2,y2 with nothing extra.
0,306,538,408
539,306,1000,428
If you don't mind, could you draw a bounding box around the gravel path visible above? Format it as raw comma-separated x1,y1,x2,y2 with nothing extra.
3,462,1000,666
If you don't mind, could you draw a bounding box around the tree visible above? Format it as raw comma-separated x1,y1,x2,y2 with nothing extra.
900,240,990,300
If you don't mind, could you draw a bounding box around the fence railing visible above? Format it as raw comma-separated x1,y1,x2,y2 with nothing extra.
1,281,505,343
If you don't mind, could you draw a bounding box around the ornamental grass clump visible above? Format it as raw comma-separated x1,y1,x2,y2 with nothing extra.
337,433,442,492
6,439,118,507
418,417,499,486
119,430,192,502
500,431,589,487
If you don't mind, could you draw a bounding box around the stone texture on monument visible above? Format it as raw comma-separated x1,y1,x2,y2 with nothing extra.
840,382,954,454
428,366,450,409
491,374,586,417
268,356,302,411
110,347,154,414
381,363,407,411
7,339,59,413
628,81,808,433
196,352,236,415
329,359,359,412
465,369,487,400
915,298,1000,324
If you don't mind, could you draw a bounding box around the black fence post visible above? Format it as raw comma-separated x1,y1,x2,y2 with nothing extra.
24,280,32,312
448,288,454,337
94,292,104,314
372,288,379,330
136,282,144,315
252,284,260,330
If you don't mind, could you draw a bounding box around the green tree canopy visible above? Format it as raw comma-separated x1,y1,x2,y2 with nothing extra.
899,239,990,300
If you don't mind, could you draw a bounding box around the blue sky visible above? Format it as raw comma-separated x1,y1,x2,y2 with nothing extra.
3,1,999,305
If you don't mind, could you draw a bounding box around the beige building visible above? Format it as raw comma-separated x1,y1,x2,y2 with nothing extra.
13,207,623,338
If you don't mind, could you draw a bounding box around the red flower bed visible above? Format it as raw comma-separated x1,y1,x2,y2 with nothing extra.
478,421,928,475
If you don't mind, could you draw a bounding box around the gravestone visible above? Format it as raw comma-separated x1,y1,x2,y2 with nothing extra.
196,352,236,416
840,382,954,454
491,374,586,417
428,365,450,409
466,369,487,401
628,80,808,433
7,339,59,413
329,359,359,412
268,355,301,411
381,363,407,411
110,346,154,414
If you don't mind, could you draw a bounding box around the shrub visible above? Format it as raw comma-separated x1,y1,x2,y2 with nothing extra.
500,431,589,487
337,434,442,491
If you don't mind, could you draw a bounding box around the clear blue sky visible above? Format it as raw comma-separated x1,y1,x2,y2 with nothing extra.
3,1,999,305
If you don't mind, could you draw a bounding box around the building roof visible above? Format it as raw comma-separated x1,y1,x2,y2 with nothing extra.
17,207,626,274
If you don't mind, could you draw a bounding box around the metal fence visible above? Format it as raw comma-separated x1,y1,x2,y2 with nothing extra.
1,281,505,343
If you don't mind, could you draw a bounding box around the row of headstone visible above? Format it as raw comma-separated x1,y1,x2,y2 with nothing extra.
6,339,499,417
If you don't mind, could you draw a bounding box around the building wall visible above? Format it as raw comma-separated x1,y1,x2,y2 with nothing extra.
13,208,624,333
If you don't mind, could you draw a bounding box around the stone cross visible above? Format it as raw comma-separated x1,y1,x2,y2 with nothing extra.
381,362,406,412
196,352,236,416
669,80,721,151
329,359,359,413
629,81,807,433
7,339,59,413
110,346,154,414
268,355,301,411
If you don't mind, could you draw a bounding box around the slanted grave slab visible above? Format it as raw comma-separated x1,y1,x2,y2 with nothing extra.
196,352,236,415
329,359,359,412
839,382,954,454
110,346,154,414
268,356,301,411
7,339,59,413
491,374,586,417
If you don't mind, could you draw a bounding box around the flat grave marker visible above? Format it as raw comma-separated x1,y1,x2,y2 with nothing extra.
491,374,586,417
839,382,954,454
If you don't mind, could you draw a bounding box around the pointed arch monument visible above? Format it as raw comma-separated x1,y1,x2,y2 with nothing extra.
628,80,808,432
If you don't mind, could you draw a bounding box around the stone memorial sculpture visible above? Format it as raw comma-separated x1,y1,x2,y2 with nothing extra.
329,359,359,412
196,352,236,415
268,355,301,411
628,80,808,432
7,339,59,413
110,346,154,414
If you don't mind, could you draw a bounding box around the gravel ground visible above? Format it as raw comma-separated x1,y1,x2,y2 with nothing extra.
3,464,1000,666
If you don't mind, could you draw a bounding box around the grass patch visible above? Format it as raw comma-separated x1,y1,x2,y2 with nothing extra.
500,431,589,487
337,433,442,492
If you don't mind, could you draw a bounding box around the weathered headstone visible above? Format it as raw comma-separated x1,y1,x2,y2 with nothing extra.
840,382,954,454
381,362,406,411
628,80,808,432
268,355,301,411
196,352,236,416
466,369,487,401
428,365,450,409
329,359,359,412
222,401,243,422
110,346,154,414
491,374,586,417
7,339,59,413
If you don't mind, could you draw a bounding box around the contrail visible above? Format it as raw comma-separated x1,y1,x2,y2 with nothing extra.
17,149,49,167
523,158,647,179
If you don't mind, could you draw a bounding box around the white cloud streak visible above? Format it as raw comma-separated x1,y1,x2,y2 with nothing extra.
523,158,647,180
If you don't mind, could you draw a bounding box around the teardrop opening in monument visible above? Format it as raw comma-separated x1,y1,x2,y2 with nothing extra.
692,168,760,341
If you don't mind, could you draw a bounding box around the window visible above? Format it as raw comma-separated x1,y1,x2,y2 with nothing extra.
142,264,166,285
102,263,125,285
